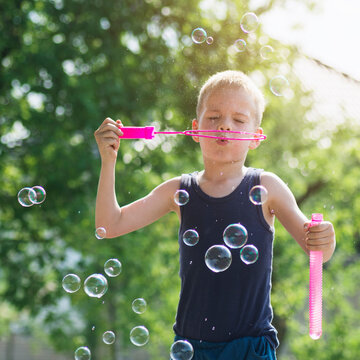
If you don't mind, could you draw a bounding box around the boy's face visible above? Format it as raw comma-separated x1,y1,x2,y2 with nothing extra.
193,86,263,163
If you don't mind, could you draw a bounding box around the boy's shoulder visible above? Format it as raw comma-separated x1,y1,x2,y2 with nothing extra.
260,170,287,190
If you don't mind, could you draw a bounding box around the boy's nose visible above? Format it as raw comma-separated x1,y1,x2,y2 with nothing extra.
218,121,231,131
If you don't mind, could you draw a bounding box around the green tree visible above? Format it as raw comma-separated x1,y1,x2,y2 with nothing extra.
1,0,359,359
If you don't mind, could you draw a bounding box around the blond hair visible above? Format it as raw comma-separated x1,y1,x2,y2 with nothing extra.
196,70,265,126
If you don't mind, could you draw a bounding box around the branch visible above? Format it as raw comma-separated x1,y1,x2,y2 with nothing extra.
296,179,326,206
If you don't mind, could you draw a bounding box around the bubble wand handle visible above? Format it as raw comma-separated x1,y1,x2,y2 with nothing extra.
309,213,323,340
119,126,156,139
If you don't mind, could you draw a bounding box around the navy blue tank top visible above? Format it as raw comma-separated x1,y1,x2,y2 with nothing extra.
173,168,279,349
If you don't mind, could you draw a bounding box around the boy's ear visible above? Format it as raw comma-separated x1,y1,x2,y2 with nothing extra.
248,127,263,150
192,119,200,143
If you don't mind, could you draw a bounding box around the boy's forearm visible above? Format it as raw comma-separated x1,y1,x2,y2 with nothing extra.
95,160,122,234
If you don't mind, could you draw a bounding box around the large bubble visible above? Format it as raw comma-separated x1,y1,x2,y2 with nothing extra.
205,245,232,272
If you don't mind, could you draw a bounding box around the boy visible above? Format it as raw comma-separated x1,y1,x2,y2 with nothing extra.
94,70,336,359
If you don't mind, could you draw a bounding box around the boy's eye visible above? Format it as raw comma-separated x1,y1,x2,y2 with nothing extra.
234,119,245,123
208,117,219,121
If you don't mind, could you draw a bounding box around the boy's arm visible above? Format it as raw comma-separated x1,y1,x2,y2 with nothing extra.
94,117,181,238
261,172,336,262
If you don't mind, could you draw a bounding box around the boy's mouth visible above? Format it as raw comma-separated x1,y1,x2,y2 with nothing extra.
216,138,229,145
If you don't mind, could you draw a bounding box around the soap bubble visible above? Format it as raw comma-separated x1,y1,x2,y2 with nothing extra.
95,227,106,239
104,258,122,277
74,346,91,360
62,273,81,293
17,187,36,207
130,325,149,346
234,39,246,52
132,298,147,314
191,28,207,44
174,190,189,206
206,36,213,45
170,340,194,360
103,331,116,345
240,245,259,264
183,229,199,246
240,12,259,33
30,186,46,204
260,45,274,60
223,223,248,248
84,274,108,298
269,75,289,97
249,185,268,205
205,245,232,273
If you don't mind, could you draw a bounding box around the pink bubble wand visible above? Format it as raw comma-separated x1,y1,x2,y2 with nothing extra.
117,126,267,141
308,213,323,340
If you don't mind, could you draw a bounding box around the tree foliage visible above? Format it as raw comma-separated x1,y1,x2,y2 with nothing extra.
1,0,359,359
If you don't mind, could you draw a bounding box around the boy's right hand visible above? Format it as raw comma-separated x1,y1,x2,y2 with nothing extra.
94,117,124,162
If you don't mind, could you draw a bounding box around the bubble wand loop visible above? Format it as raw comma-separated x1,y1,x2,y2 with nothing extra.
308,213,323,340
117,126,267,141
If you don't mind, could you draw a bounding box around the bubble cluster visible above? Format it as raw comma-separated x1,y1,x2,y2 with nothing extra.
223,223,248,248
183,229,199,246
205,245,232,273
62,273,81,293
104,258,122,277
174,189,189,206
17,186,46,207
170,340,194,360
74,346,91,360
132,298,147,314
191,28,213,45
249,185,268,205
84,274,108,298
130,325,150,346
103,331,116,345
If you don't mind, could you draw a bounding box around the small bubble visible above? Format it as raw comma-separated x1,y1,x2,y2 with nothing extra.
206,36,214,45
170,340,194,360
103,331,115,345
223,223,248,248
234,39,246,52
183,229,199,246
95,227,106,239
240,245,259,265
249,185,268,205
130,326,149,346
269,75,290,97
17,187,36,207
74,346,91,360
191,28,207,44
240,12,259,33
104,258,122,277
84,274,108,298
62,274,81,293
260,45,274,60
174,190,189,206
132,298,147,314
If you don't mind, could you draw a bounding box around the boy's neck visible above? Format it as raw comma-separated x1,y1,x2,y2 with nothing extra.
200,159,247,183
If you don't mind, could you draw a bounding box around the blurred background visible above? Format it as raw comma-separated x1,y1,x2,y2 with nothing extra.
1,0,359,359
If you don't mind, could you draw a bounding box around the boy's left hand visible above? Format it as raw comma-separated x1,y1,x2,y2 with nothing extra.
303,220,336,262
